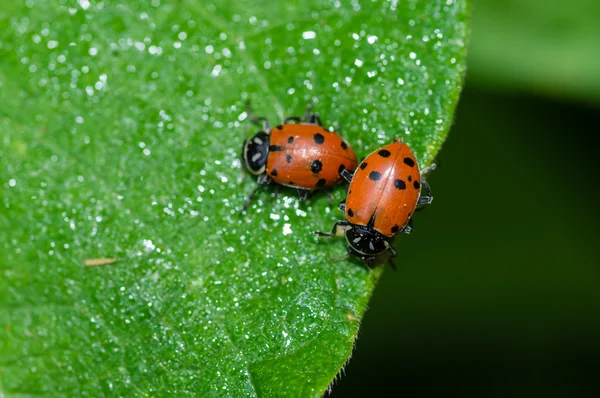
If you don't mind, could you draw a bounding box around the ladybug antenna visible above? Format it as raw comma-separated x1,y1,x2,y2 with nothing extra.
392,136,404,143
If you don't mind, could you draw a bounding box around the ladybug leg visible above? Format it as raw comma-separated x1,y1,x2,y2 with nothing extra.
340,168,354,183
386,244,398,271
421,163,437,175
246,103,271,131
297,188,310,201
242,174,270,212
308,114,323,126
242,185,261,212
283,116,301,124
338,200,346,212
301,103,324,126
401,219,413,234
417,177,433,205
314,221,350,237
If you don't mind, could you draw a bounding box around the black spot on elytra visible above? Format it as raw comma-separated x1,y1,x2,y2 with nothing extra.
289,181,294,185
338,164,346,174
276,125,283,130
271,169,278,177
314,133,325,144
413,180,420,189
286,155,292,163
391,225,400,234
378,149,391,157
408,175,412,182
341,141,348,149
316,178,326,187
311,159,323,173
369,171,382,181
347,208,354,217
288,136,294,144
403,157,415,167
394,179,406,190
360,162,368,170
269,145,282,152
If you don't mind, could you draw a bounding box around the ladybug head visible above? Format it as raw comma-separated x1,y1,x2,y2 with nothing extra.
242,131,270,175
345,225,389,258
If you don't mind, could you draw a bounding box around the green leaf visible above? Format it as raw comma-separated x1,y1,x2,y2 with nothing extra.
469,0,600,102
0,0,468,396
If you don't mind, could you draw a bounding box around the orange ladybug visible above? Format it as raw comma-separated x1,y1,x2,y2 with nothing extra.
242,105,357,209
315,140,435,267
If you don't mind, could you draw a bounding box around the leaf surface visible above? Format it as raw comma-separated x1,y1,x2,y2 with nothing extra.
0,0,468,396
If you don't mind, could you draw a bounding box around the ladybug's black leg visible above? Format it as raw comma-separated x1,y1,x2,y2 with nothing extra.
386,244,398,271
297,188,310,201
421,163,437,175
418,177,433,206
314,221,350,237
283,116,301,124
340,168,354,183
401,219,413,234
242,185,261,212
242,174,270,212
246,103,271,131
308,114,323,126
338,200,346,212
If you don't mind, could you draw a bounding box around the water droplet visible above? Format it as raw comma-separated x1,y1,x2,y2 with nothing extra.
302,31,316,40
282,224,292,235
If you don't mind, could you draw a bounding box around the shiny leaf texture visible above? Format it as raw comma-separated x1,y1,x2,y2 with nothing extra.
0,0,468,396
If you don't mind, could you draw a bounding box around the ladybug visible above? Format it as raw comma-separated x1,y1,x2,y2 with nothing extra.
315,139,436,266
242,105,358,209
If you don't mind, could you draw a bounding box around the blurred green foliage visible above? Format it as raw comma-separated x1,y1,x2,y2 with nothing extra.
469,0,600,102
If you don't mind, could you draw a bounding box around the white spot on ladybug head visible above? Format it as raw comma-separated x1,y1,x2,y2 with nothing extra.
254,137,263,145
251,153,261,162
369,241,375,251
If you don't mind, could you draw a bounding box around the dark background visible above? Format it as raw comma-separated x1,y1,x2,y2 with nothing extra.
331,1,600,396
